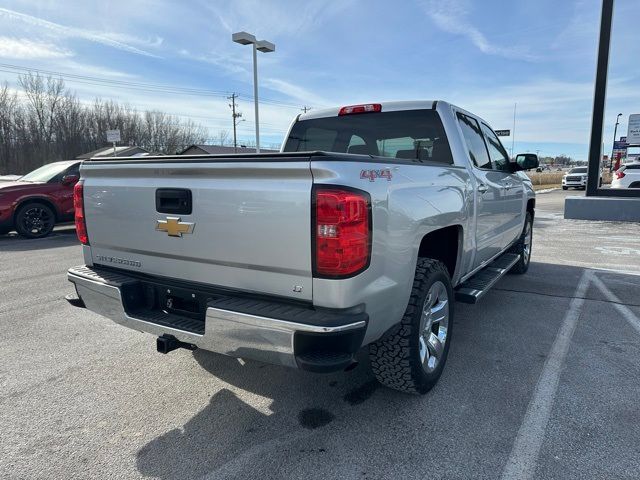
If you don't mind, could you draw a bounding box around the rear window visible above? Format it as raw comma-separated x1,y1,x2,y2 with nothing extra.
283,109,453,164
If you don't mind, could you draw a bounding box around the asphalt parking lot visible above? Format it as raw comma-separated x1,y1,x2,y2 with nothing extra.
1,189,639,480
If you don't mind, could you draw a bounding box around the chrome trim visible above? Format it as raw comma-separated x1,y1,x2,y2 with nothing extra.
68,269,365,368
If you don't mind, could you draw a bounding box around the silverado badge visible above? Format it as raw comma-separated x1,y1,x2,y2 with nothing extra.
156,217,195,237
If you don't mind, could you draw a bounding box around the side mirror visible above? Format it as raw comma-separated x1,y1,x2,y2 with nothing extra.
513,153,539,171
61,174,80,186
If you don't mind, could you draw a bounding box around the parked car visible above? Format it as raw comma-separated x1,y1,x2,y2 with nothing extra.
562,166,603,189
0,174,22,182
562,166,593,189
67,100,537,395
0,160,81,238
611,164,640,188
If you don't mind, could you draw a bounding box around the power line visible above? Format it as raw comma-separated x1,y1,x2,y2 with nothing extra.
0,63,306,110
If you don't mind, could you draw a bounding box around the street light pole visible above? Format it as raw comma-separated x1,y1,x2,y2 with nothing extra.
610,112,622,171
252,42,260,153
232,31,275,154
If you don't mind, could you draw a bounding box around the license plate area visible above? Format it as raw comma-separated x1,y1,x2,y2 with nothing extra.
121,280,222,335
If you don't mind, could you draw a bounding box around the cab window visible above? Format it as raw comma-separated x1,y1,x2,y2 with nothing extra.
481,124,511,172
284,109,453,164
456,113,491,169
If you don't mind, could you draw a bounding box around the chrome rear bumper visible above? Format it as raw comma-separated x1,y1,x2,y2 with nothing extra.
68,265,367,369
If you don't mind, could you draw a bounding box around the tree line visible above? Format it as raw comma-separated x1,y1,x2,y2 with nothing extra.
0,73,209,174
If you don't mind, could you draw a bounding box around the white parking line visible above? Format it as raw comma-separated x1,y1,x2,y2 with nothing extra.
502,269,640,479
590,274,640,335
501,270,591,480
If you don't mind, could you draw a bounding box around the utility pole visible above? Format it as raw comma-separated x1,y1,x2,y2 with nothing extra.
301,106,311,113
228,93,243,153
610,113,622,172
511,103,517,158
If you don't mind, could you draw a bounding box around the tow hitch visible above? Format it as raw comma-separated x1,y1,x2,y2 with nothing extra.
156,334,197,354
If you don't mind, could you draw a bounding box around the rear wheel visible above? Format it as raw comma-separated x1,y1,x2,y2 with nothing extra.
562,186,568,190
15,202,55,238
508,211,533,274
369,258,453,395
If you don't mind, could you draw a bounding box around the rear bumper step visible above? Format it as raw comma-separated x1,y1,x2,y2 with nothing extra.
67,265,367,371
455,253,520,304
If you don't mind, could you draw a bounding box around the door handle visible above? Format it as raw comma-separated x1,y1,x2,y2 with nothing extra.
478,184,489,194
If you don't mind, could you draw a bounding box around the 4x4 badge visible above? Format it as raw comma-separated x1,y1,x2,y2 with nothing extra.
156,217,195,237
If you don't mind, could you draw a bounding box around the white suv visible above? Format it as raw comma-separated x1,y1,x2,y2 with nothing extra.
562,167,588,190
611,163,640,189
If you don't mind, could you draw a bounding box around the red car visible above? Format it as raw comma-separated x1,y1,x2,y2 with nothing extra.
0,160,81,238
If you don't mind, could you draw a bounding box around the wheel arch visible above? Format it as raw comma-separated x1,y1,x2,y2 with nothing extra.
527,198,535,219
417,225,463,281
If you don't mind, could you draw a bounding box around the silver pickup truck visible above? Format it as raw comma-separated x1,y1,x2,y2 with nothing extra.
67,101,538,394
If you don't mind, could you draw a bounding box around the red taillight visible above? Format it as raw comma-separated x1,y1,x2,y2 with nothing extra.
314,187,370,277
615,170,626,179
338,103,382,116
74,181,89,245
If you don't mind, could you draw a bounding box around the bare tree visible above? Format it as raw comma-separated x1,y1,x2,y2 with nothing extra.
0,74,209,174
216,130,230,146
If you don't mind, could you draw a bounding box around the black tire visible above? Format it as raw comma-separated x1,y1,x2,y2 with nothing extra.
369,258,454,395
508,211,533,274
15,202,56,238
562,186,568,190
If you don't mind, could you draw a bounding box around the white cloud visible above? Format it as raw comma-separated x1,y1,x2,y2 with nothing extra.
201,0,355,38
179,49,250,76
0,37,73,59
419,0,537,60
0,7,161,57
59,61,139,79
262,78,331,107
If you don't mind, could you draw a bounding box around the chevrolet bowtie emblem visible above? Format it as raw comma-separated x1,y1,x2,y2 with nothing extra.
156,217,195,237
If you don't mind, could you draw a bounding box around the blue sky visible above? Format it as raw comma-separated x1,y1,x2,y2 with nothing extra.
0,0,638,158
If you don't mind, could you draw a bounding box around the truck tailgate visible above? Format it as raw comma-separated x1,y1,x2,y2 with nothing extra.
81,159,313,301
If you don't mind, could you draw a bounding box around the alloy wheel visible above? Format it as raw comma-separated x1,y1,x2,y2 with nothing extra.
418,281,450,373
21,206,53,236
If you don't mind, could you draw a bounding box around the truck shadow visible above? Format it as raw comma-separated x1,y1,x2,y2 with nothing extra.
135,349,382,479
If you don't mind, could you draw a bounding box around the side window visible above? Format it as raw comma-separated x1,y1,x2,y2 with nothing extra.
481,124,511,172
457,113,491,169
66,164,80,177
51,164,79,183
